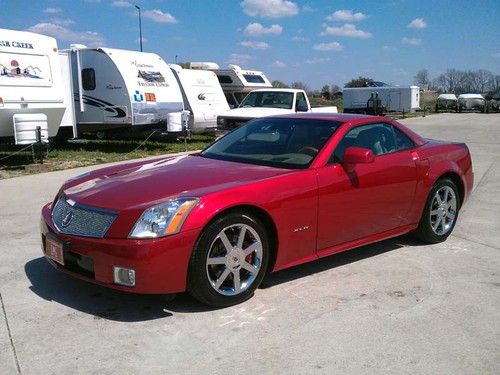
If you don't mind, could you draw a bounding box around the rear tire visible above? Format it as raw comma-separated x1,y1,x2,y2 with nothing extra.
416,178,460,243
188,213,269,307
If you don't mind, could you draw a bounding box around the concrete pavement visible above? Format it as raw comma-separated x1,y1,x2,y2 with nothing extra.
0,113,499,374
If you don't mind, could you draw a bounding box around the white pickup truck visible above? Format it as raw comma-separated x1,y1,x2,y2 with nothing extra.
216,88,337,129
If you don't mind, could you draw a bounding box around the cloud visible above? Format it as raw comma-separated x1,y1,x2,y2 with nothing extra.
291,36,308,42
241,0,299,18
393,68,409,76
493,52,500,58
142,9,178,23
49,18,76,26
313,42,343,51
240,41,270,50
244,23,282,36
305,57,330,64
272,60,286,68
135,37,148,44
401,37,422,45
227,53,254,65
326,10,367,22
27,23,105,47
112,1,132,7
44,7,62,14
382,45,393,51
321,24,372,39
408,18,427,29
302,5,314,12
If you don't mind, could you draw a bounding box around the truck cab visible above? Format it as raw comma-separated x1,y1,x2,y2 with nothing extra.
216,89,337,130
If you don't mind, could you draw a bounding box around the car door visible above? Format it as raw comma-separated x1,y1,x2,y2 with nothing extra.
316,123,418,253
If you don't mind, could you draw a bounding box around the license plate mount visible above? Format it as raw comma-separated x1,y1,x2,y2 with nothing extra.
45,235,65,265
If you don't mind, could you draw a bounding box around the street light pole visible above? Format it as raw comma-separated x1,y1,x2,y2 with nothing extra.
135,5,143,52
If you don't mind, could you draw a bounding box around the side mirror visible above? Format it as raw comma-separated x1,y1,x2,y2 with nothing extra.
343,147,374,171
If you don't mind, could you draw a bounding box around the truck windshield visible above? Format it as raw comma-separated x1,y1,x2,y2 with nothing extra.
239,91,294,109
200,118,340,169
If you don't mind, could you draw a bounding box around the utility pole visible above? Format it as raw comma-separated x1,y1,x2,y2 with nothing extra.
135,5,143,52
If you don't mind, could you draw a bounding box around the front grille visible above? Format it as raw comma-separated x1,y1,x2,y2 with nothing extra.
52,196,117,238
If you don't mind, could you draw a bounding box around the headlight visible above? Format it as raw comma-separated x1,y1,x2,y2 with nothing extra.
129,198,199,238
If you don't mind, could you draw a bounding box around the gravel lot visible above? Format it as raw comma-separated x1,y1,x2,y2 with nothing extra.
1,113,499,374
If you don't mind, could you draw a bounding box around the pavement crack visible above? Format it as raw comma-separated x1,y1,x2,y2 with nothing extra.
450,234,500,251
0,292,21,374
471,159,497,195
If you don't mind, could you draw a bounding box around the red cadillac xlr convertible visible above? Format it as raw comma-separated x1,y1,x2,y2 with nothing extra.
41,114,473,306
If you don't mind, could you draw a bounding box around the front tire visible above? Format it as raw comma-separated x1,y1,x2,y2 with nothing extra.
416,178,460,243
188,213,269,307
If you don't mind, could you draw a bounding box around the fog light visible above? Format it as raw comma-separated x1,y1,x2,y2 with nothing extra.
113,266,136,287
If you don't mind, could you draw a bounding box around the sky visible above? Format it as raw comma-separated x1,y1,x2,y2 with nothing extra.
1,0,499,90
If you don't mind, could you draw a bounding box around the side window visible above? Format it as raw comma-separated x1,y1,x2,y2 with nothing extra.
296,92,308,111
81,68,96,91
393,127,415,150
330,123,397,163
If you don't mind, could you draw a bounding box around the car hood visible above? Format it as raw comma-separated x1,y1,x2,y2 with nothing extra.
62,154,291,210
220,107,293,119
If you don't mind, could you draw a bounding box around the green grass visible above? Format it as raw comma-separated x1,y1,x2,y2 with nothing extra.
0,134,215,179
309,97,343,112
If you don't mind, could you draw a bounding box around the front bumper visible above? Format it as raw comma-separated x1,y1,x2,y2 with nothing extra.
40,203,200,294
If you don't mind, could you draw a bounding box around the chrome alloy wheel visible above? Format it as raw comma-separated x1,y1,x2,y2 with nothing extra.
206,224,263,296
430,185,457,236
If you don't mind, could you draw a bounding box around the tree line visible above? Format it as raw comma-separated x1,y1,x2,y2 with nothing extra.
272,69,500,97
414,68,499,94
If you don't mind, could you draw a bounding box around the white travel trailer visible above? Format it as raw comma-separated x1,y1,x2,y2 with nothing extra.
457,93,486,112
189,62,272,107
60,46,184,135
343,85,420,114
435,93,458,112
169,64,229,132
0,28,65,143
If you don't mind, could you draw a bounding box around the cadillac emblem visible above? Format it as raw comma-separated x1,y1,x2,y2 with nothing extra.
61,211,74,228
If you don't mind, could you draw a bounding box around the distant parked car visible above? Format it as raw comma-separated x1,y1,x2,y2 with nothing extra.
41,113,473,307
457,93,486,112
435,94,458,112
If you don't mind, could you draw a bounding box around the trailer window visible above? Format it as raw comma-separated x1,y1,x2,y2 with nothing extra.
82,68,96,90
243,74,265,84
218,75,233,84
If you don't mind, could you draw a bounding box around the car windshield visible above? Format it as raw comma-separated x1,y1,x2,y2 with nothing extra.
239,92,294,109
200,118,340,169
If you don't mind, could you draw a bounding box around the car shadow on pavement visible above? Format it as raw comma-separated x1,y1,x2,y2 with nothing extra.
24,257,215,322
25,235,425,321
260,234,423,289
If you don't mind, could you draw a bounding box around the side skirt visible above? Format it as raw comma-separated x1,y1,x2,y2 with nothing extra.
272,224,417,272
